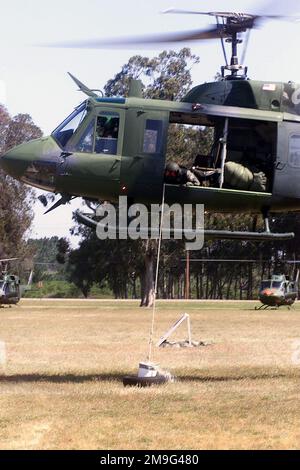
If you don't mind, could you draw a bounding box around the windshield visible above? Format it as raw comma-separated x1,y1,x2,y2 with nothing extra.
272,281,282,289
261,281,271,289
0,281,3,289
52,102,88,149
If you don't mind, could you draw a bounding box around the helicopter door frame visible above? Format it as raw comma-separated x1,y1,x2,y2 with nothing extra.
121,108,169,203
273,120,300,200
56,106,125,200
219,117,229,188
63,107,125,156
167,111,278,194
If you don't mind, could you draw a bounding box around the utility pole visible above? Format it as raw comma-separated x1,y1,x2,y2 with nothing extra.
185,249,190,300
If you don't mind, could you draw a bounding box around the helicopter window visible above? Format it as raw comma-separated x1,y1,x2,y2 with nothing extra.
289,135,300,168
52,102,87,149
75,118,95,153
3,283,9,295
271,281,282,289
95,113,119,155
6,282,13,294
143,120,163,154
261,281,270,289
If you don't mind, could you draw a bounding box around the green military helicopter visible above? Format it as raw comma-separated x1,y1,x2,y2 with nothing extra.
257,273,299,309
257,263,300,309
1,7,300,241
0,258,33,307
0,258,21,306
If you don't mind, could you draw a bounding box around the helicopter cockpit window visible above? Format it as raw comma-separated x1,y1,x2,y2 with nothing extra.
272,281,282,289
52,102,87,149
2,282,9,295
143,120,163,154
95,112,119,155
75,118,95,153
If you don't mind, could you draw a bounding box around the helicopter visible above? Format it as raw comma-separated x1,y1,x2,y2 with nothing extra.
2,6,300,241
0,258,33,307
256,263,299,309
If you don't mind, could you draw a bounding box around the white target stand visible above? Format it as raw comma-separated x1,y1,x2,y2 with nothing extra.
157,313,192,347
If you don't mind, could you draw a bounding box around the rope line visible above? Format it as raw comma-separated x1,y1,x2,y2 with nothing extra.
147,184,166,363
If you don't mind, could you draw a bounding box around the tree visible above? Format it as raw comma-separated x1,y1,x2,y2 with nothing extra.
56,237,70,265
4,113,42,151
27,237,70,281
68,239,96,298
104,48,200,101
0,105,43,259
140,240,155,307
0,106,10,155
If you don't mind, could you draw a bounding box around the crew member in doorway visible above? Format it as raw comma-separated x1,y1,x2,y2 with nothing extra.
164,161,200,186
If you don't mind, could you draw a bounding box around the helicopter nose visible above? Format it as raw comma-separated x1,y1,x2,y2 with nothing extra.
0,137,61,189
1,142,34,179
262,288,274,296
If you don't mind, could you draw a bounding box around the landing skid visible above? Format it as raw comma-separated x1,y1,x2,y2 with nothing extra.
255,303,295,310
255,304,279,310
75,210,294,242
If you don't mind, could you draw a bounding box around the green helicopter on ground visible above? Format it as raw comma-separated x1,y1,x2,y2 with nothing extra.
0,259,33,307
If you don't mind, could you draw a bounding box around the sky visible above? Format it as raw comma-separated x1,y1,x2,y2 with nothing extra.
1,0,300,245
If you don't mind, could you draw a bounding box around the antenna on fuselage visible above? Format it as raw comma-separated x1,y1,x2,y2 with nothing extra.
68,72,103,98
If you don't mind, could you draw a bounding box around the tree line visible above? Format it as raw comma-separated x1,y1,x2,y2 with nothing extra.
29,218,300,301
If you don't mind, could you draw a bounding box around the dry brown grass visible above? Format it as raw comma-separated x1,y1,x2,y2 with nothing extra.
0,299,300,450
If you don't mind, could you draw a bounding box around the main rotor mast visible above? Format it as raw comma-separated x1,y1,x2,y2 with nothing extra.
213,13,255,80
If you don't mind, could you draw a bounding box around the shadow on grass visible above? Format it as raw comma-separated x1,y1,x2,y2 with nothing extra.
0,369,299,384
180,372,298,382
0,373,125,384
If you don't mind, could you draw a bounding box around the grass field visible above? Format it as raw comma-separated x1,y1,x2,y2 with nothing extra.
0,299,300,450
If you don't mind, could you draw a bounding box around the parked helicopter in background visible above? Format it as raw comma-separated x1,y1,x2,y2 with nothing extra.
256,264,299,309
0,259,33,307
2,5,300,241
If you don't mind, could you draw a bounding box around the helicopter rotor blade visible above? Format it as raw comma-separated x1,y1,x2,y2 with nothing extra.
255,0,300,17
40,2,300,51
0,258,19,263
162,9,223,16
163,9,255,18
43,26,224,49
162,7,300,22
